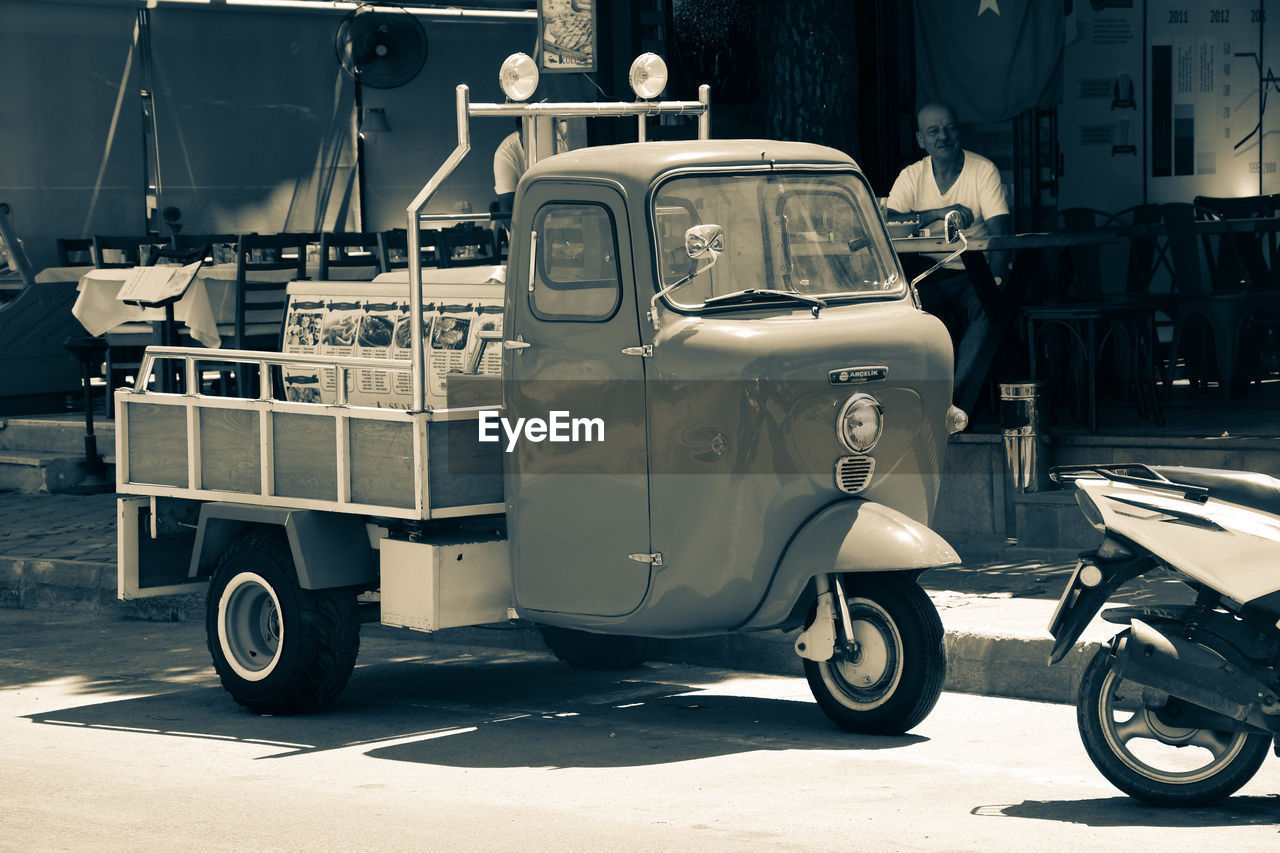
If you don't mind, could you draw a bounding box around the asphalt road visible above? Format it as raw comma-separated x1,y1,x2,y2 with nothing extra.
1,610,1277,852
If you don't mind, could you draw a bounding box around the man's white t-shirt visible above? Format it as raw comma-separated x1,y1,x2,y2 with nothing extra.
887,150,1008,239
493,132,526,196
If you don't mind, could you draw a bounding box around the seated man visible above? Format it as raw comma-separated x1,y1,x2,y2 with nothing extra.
493,119,526,217
887,101,1011,392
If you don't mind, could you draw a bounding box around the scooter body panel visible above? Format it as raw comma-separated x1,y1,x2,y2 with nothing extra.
1080,479,1280,607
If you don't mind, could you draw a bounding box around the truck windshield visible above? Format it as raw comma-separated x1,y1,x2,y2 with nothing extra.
652,170,902,309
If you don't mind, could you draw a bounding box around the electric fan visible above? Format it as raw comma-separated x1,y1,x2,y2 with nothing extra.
334,4,428,89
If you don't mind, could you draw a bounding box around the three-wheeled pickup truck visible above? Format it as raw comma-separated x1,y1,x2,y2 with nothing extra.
115,54,969,735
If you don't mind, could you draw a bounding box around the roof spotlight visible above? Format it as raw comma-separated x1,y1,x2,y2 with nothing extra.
499,53,539,102
628,53,668,100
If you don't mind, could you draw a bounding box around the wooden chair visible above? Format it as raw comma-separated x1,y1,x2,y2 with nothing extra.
1161,202,1280,397
282,231,320,279
92,235,166,269
438,224,499,268
213,233,307,396
1193,195,1274,293
1022,207,1163,431
318,231,380,280
377,227,442,273
56,237,93,266
228,233,306,351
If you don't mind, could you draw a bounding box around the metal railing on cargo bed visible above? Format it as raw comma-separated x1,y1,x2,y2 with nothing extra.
115,347,503,520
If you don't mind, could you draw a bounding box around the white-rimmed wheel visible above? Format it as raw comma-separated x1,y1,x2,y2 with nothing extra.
803,574,945,735
206,529,360,715
1077,637,1271,806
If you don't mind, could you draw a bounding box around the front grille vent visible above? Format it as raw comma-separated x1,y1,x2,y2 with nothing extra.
835,455,875,494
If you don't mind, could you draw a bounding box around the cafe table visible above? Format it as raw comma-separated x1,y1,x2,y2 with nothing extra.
892,231,1117,416
71,263,317,348
79,263,249,348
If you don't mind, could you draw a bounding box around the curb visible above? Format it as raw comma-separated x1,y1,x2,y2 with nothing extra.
0,554,1088,705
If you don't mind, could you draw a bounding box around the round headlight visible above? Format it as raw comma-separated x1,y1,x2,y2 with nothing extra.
499,53,539,102
628,53,668,99
837,393,883,453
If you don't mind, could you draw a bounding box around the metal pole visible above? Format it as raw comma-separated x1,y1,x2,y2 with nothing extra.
407,85,472,412
698,85,711,139
469,99,709,118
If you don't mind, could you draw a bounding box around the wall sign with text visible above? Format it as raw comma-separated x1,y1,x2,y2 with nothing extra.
1146,1,1278,200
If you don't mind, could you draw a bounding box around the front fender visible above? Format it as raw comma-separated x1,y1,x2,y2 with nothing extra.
742,499,959,631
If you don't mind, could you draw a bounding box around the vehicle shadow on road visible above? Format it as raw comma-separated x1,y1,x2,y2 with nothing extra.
22,654,927,769
974,796,1280,826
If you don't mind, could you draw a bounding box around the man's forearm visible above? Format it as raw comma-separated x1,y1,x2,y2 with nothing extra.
988,250,1010,282
985,214,1012,281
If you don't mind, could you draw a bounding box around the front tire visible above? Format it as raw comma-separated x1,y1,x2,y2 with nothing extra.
803,573,945,734
1077,639,1270,806
207,529,360,715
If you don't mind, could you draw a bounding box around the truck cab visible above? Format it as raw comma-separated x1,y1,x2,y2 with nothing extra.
504,141,955,634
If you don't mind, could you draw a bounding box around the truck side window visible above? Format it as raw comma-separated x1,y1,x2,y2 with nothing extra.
531,202,622,322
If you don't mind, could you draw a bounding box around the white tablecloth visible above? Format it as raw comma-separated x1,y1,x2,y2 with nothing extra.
35,265,94,284
72,263,296,348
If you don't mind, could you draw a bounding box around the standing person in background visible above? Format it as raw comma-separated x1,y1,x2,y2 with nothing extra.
493,119,526,216
887,101,1011,392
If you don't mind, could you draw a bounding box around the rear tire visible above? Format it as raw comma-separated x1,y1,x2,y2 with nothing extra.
539,625,649,670
1077,639,1271,806
206,529,360,715
803,574,945,735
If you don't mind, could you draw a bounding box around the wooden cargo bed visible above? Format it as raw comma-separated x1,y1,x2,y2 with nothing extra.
115,349,504,521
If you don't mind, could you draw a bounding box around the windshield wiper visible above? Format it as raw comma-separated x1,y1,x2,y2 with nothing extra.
702,289,828,311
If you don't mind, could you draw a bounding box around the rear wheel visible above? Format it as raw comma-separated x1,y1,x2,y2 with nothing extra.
539,625,649,670
803,574,945,735
207,529,360,714
1077,639,1271,806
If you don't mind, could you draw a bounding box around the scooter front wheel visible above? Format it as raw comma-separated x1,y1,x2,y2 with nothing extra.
803,573,945,735
1077,638,1271,806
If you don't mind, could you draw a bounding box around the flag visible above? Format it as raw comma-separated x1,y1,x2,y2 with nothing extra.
914,0,1064,123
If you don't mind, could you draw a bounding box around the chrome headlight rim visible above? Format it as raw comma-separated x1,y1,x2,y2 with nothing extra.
836,392,883,454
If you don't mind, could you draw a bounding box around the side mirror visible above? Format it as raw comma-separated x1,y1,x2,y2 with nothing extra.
649,224,724,332
685,223,724,260
944,209,962,244
909,212,969,294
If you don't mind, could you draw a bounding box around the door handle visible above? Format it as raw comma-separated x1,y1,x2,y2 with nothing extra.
503,336,532,351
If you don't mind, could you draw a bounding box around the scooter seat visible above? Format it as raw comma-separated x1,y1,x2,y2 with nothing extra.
1151,466,1280,518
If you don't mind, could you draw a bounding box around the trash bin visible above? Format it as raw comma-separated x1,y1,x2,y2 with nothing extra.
1001,381,1050,495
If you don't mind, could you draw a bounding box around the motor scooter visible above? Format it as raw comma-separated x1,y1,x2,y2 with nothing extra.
1047,463,1280,805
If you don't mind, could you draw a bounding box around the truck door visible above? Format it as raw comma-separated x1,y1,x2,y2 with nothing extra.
503,182,651,617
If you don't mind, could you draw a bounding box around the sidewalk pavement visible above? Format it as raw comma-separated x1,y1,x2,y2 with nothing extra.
0,490,1182,705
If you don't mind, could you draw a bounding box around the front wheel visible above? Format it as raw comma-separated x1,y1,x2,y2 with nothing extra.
207,529,360,715
803,573,945,735
1077,639,1271,806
